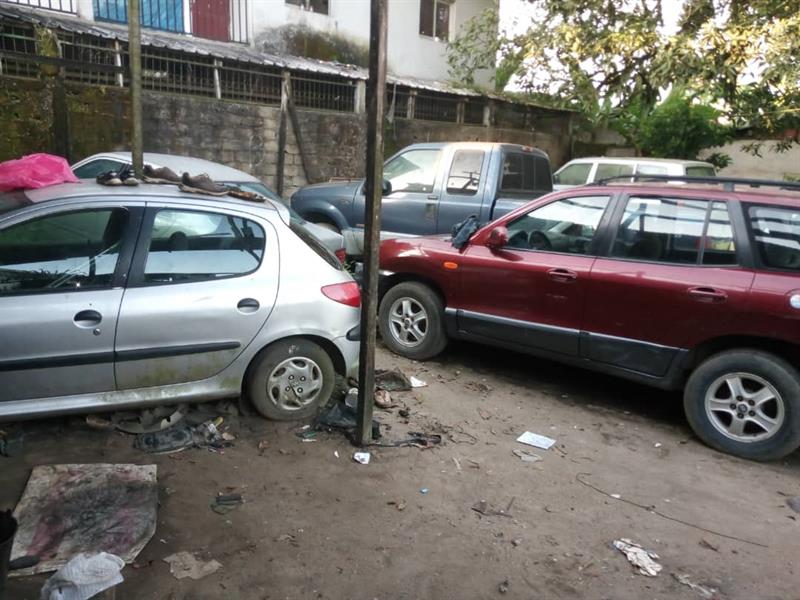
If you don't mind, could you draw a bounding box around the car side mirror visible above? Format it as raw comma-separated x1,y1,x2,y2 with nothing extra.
485,226,509,250
382,179,392,196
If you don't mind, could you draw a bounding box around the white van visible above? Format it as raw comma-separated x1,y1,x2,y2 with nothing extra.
552,157,716,190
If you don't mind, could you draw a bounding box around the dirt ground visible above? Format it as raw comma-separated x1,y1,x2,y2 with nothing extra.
2,340,799,600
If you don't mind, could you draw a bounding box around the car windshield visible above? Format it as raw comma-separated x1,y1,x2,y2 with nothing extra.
0,191,32,216
222,181,305,224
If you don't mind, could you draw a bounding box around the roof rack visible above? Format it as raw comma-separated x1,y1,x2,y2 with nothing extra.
595,174,800,193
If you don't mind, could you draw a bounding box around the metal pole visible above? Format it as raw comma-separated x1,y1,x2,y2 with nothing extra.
356,0,388,446
128,0,143,178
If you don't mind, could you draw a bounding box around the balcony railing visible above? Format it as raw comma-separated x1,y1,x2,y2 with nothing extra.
93,0,247,43
0,0,75,14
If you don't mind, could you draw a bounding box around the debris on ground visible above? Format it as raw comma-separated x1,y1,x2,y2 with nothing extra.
472,498,515,518
112,406,187,434
84,415,116,431
133,418,232,454
276,533,297,544
257,440,269,454
210,493,244,515
374,389,396,409
512,449,542,463
10,464,157,575
398,408,411,419
699,539,720,552
353,452,371,465
40,552,124,600
409,376,427,388
163,552,221,580
465,381,492,394
516,431,556,450
314,401,381,442
0,429,23,458
420,488,430,495
387,500,407,511
672,572,718,599
787,496,800,514
511,538,522,547
612,538,662,577
375,369,413,391
498,579,509,593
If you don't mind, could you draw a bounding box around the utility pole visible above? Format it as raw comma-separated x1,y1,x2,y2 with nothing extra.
356,0,388,446
128,0,143,178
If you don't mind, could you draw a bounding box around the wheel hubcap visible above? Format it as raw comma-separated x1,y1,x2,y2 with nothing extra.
388,297,428,348
267,357,323,411
705,372,785,443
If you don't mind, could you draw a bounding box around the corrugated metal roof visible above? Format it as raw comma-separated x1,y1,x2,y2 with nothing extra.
0,2,572,111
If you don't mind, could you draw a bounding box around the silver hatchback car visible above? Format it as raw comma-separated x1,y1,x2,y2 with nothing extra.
0,182,360,421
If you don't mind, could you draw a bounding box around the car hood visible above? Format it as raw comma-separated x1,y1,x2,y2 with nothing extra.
293,179,362,198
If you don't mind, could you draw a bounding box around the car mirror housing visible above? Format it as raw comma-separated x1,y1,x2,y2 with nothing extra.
382,179,392,196
485,226,509,250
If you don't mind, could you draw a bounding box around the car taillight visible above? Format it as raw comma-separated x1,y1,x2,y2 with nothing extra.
335,248,347,263
321,282,361,307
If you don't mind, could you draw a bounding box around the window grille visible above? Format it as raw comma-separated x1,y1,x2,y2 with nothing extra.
414,91,459,122
219,60,282,105
291,72,355,112
0,21,38,78
0,0,75,14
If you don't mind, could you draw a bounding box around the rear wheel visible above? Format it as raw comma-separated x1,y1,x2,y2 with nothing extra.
378,281,447,360
246,339,335,420
683,349,800,460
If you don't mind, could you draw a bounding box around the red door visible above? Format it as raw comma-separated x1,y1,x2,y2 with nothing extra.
583,196,755,376
191,0,230,42
455,194,612,357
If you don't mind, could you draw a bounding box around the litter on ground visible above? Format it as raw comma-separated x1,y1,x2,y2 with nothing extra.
10,464,157,575
163,552,222,580
516,431,557,450
353,452,371,465
672,572,718,599
612,538,662,577
512,449,542,463
39,552,124,600
409,376,427,388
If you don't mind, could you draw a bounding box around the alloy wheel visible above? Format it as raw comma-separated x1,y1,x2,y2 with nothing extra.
704,372,785,443
388,297,428,348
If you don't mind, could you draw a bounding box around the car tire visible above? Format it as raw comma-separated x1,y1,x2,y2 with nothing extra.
246,338,336,421
378,281,447,360
683,349,800,461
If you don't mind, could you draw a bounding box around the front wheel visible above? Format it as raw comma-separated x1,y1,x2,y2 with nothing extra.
683,349,800,461
378,281,447,360
246,339,336,420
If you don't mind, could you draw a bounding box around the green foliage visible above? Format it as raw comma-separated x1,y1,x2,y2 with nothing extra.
447,0,800,152
636,89,733,159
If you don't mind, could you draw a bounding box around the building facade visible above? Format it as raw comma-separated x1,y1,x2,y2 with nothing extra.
3,0,493,85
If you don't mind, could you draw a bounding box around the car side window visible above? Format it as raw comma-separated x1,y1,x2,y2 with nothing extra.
383,149,441,194
554,163,591,186
73,159,125,179
0,208,128,295
612,197,736,265
446,150,484,195
505,195,610,254
748,205,800,271
143,209,265,284
594,163,634,181
636,164,668,175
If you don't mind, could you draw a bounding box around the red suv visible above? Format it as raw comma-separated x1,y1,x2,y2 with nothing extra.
378,177,800,460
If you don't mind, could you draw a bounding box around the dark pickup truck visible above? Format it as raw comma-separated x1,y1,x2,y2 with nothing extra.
290,142,553,255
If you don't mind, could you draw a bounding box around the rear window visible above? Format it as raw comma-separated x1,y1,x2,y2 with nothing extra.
290,221,343,270
748,205,800,271
500,153,551,193
686,166,716,177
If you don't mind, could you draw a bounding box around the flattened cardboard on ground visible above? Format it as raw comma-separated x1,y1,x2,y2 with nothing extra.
10,464,157,575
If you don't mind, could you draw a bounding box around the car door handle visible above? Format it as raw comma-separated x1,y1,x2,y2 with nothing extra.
74,309,102,328
547,268,577,282
688,286,728,302
426,194,438,200
237,298,260,313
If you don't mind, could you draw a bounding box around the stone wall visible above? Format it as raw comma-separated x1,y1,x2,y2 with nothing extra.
0,77,574,195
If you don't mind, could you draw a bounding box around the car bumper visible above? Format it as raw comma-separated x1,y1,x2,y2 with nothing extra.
334,334,360,380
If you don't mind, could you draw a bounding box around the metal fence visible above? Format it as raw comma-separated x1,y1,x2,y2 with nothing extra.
0,15,509,125
414,91,460,123
219,60,281,105
291,72,355,112
0,0,75,14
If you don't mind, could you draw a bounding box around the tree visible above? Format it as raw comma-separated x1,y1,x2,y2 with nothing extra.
447,0,800,153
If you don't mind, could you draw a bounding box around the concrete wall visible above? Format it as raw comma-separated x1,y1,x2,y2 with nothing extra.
700,140,800,181
0,77,572,196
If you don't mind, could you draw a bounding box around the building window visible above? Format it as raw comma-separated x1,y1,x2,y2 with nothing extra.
419,0,449,41
286,0,329,15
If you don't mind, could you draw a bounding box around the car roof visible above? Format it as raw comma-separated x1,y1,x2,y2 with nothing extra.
576,182,800,206
11,181,281,212
561,157,714,167
76,152,261,183
400,142,549,158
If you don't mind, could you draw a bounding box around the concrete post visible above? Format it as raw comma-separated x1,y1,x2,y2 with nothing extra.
354,80,366,114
